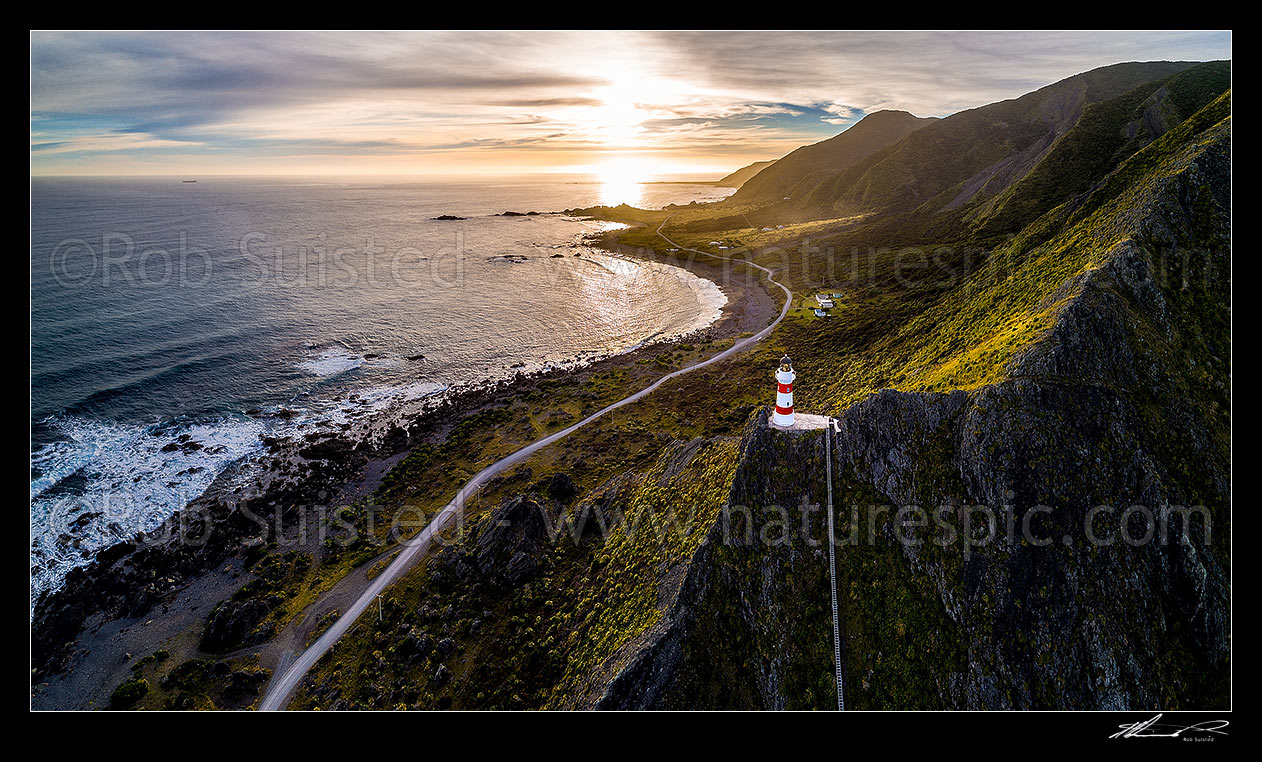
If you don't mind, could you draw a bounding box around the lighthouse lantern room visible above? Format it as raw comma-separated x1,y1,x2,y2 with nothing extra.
772,354,796,428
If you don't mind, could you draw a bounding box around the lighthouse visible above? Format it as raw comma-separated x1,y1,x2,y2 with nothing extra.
772,354,796,428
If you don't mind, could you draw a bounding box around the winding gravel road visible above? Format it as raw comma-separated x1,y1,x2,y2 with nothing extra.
259,220,792,710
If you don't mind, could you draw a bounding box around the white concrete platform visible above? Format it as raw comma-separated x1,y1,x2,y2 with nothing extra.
769,412,834,432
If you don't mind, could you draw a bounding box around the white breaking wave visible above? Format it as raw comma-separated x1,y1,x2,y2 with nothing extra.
678,267,728,332
30,415,267,609
350,381,448,412
29,378,452,612
297,348,365,377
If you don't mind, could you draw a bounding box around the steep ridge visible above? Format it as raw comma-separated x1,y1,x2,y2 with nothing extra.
968,60,1230,235
731,110,937,203
716,160,777,189
595,413,833,709
766,61,1204,222
596,92,1230,709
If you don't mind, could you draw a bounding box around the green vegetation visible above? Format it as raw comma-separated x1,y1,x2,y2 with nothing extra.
109,649,269,710
199,550,315,653
974,61,1230,236
732,110,936,205
291,438,742,709
109,677,149,708
224,65,1230,710
547,438,741,705
636,84,1231,423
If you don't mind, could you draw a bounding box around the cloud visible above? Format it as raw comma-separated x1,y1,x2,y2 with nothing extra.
29,30,1231,174
30,131,207,155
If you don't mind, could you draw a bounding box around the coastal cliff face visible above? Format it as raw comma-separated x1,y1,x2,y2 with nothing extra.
595,416,833,709
592,96,1230,710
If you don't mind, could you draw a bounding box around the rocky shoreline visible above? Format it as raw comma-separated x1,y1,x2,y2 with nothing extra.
30,228,776,709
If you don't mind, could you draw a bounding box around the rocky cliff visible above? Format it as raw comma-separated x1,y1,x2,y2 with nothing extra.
591,95,1230,710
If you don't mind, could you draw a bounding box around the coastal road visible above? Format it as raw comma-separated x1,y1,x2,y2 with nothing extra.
258,219,792,710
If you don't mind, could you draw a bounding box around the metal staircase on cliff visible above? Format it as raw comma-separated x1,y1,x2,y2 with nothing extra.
825,417,844,711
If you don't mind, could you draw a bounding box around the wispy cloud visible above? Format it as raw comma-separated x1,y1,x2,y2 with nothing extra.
30,131,207,155
30,30,1230,175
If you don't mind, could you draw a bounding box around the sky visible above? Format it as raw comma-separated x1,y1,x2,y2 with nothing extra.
30,30,1231,178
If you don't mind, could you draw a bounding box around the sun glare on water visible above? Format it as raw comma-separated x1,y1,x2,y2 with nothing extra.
596,160,645,207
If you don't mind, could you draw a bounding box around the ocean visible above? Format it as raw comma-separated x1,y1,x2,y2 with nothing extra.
30,174,734,604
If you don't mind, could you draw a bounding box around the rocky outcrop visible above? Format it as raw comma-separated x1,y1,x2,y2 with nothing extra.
474,495,552,587
200,597,276,652
593,413,831,709
30,361,593,682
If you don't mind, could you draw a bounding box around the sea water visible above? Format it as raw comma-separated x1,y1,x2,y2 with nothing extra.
30,174,734,603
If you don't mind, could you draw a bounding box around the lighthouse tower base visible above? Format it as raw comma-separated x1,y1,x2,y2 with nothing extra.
768,412,834,432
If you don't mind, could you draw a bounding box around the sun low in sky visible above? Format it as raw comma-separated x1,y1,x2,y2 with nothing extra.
30,30,1230,179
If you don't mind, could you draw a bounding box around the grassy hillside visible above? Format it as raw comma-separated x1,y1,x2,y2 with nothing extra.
36,56,1230,712
763,89,1230,412
731,110,937,204
970,61,1230,236
715,160,776,189
292,437,745,710
728,61,1203,226
649,87,1231,710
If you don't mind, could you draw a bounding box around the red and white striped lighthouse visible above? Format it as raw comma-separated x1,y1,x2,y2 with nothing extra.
772,354,796,428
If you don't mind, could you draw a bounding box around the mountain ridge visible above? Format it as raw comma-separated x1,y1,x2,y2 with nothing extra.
715,160,776,189
730,61,1219,228
731,109,938,203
